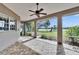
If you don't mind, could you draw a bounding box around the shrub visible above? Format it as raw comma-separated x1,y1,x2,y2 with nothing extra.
20,32,22,36
20,32,25,36
26,33,31,36
48,36,56,41
40,35,48,39
40,35,56,41
66,26,79,36
48,36,53,40
66,26,79,46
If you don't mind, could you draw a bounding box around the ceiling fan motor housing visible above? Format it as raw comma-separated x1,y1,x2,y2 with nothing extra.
35,10,40,14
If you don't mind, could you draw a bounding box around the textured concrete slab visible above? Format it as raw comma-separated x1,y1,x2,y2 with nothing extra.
0,42,39,55
24,38,57,55
19,37,79,55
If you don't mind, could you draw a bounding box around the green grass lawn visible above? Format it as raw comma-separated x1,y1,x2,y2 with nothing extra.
38,29,67,36
26,29,67,37
38,31,57,37
26,29,68,40
37,30,68,41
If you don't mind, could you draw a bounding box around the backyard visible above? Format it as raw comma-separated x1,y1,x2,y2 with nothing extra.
26,28,67,41
20,14,79,46
37,29,67,41
25,26,79,46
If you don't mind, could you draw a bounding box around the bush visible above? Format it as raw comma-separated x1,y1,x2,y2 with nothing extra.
66,26,79,36
20,32,22,36
20,32,25,36
40,35,56,41
40,35,48,39
48,36,53,40
66,26,79,46
26,33,32,36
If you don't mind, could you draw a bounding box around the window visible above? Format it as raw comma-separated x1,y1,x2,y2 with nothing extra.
0,18,4,30
10,20,16,30
0,17,9,31
4,18,9,30
0,13,16,31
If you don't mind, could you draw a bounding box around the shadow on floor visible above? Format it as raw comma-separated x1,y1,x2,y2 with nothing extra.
56,44,65,55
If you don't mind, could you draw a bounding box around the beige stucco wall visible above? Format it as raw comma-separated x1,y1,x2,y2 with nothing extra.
0,3,20,51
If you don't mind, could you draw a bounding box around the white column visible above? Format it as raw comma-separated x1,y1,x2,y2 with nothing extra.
57,15,62,45
23,22,26,36
9,17,10,31
34,20,37,38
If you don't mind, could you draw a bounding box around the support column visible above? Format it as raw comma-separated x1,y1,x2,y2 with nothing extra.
33,20,37,38
23,22,26,36
9,18,10,31
57,15,62,45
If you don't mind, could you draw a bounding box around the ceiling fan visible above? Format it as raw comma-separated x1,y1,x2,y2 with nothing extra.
29,3,47,17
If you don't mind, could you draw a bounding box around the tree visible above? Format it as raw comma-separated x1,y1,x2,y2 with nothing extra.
26,22,31,32
44,20,50,29
37,19,50,31
44,20,50,31
50,27,53,32
50,25,56,32
54,25,56,29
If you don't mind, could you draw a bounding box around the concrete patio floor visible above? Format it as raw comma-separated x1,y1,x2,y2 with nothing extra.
18,36,79,55
0,42,39,55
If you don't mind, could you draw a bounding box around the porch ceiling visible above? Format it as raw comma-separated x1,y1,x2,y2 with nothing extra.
3,3,79,21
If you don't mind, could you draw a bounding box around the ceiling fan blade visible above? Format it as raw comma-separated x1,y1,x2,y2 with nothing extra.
40,13,47,15
29,10,35,12
39,8,44,12
30,14,35,16
36,14,40,18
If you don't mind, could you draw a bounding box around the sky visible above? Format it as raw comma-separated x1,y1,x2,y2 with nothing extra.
49,14,79,27
49,17,57,27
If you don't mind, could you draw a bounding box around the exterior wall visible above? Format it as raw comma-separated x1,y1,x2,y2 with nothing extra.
0,31,19,51
0,4,20,51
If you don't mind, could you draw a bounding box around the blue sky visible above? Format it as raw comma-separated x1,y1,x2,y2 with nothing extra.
49,14,79,27
49,17,57,27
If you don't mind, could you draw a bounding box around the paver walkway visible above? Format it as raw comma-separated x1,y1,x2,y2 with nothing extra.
0,42,39,55
19,37,79,55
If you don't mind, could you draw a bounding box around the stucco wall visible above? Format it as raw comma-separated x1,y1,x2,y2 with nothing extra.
0,31,19,51
0,4,20,51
